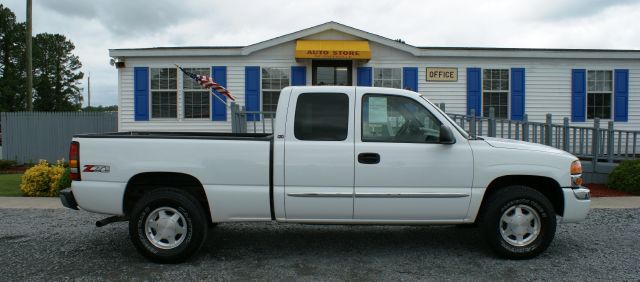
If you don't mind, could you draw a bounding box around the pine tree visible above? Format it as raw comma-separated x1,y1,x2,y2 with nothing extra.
0,4,27,111
32,33,84,111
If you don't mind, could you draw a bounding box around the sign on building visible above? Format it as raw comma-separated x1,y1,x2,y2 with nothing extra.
426,67,458,82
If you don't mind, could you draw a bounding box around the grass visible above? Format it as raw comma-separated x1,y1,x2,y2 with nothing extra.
0,174,23,196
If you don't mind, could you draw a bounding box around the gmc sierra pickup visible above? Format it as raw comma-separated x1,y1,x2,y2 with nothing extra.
60,86,590,263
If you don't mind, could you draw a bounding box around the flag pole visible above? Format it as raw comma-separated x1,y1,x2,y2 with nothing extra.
211,90,229,107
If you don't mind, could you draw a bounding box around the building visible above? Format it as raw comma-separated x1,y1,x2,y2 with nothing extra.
109,22,639,133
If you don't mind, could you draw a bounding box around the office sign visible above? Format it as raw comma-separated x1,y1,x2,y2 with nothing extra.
426,67,458,82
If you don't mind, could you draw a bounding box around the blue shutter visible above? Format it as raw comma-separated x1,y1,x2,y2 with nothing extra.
614,69,629,122
571,69,586,122
245,66,260,121
291,66,306,86
402,67,418,91
510,68,525,120
134,67,149,121
211,66,227,121
467,68,481,117
357,67,372,86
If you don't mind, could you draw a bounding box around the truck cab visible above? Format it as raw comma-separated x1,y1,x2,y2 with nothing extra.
274,86,474,223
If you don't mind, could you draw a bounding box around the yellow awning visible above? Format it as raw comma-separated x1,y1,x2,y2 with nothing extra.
295,40,371,59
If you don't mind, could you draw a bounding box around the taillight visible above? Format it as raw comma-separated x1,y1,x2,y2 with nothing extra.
69,141,80,181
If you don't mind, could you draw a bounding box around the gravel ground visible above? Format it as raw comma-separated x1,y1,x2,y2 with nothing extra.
0,208,639,281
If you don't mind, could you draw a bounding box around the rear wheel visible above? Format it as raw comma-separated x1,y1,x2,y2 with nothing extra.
129,188,208,263
481,185,556,259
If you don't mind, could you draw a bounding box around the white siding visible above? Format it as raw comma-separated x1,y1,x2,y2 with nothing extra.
116,37,640,133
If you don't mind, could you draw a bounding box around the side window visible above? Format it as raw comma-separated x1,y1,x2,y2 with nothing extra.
362,94,441,143
482,69,509,119
262,67,290,118
587,70,612,119
182,68,210,119
150,68,177,118
294,93,349,141
373,68,401,89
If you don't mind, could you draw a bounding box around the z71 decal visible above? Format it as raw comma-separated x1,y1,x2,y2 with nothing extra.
83,165,111,173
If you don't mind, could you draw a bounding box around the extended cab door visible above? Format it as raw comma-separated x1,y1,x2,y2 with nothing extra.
283,87,355,220
354,89,473,221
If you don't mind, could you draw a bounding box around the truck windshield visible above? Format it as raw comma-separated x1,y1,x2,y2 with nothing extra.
419,95,470,139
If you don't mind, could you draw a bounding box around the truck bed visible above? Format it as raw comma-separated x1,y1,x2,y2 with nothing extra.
74,131,273,141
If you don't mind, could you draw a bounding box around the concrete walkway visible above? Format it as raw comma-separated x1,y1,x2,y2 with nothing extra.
1,196,640,209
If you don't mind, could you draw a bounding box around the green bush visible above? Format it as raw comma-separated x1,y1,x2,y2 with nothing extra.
20,159,71,197
0,160,18,170
608,159,640,194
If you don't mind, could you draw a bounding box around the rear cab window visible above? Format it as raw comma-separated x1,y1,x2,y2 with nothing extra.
294,93,349,141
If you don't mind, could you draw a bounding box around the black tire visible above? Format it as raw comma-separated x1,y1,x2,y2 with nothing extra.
129,188,208,263
480,185,556,259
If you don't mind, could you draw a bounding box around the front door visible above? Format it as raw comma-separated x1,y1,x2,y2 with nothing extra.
284,87,355,220
354,91,474,221
312,60,352,86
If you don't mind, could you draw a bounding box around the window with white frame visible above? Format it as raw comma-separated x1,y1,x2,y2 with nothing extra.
587,70,612,119
262,67,289,118
150,68,177,118
182,68,210,119
373,68,401,89
482,69,509,119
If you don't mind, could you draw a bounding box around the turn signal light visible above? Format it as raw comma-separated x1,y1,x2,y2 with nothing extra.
570,160,582,175
574,177,583,186
69,141,80,181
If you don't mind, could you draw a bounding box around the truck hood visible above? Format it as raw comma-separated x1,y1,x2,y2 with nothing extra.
481,136,570,156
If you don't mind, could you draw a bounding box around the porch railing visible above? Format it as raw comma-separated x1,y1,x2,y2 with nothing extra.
445,105,639,166
230,102,276,134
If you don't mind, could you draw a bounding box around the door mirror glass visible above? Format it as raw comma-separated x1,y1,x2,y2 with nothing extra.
439,125,456,144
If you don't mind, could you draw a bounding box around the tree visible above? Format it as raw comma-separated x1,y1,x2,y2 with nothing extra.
32,33,84,111
82,105,118,112
0,4,27,111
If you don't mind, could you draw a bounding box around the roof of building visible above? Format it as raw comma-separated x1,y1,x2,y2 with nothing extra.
109,21,640,59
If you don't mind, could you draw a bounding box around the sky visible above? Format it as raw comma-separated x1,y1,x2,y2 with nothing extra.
3,0,640,106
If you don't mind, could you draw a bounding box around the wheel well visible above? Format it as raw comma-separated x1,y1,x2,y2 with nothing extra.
479,175,564,218
123,172,212,223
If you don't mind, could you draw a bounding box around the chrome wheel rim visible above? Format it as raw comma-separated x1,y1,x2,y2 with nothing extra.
499,204,541,247
145,207,187,249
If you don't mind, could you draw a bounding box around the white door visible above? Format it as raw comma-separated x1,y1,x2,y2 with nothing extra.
284,87,355,220
354,92,473,221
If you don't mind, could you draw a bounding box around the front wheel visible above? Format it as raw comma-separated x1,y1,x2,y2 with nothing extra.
481,185,557,259
129,188,208,263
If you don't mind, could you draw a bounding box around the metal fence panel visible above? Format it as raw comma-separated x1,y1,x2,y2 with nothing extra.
1,112,117,164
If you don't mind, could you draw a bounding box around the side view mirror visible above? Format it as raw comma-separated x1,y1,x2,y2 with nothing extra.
439,124,456,144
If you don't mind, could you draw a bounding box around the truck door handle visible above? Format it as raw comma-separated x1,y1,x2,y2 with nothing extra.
358,153,380,164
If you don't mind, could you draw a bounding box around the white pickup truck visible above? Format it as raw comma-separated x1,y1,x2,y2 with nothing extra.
60,86,590,263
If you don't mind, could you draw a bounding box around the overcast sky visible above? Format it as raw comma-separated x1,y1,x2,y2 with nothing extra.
3,0,640,106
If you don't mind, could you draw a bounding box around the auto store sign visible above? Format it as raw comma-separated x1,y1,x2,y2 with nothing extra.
426,67,458,82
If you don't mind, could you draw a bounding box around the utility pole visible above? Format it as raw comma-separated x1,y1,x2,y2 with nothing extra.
87,73,91,107
26,0,33,111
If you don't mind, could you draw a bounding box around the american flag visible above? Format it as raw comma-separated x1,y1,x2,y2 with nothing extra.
177,65,236,101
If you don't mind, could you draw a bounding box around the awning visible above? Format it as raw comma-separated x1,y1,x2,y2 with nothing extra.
295,40,371,59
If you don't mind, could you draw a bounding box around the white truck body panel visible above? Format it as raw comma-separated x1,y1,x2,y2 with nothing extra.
76,137,271,220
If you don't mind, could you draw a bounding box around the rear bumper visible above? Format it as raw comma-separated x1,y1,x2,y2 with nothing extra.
59,188,78,210
560,187,590,223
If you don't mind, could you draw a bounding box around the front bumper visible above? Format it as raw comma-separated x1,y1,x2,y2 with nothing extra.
560,186,590,223
59,188,78,210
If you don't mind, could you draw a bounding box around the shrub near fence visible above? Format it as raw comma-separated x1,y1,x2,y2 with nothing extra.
1,112,117,164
